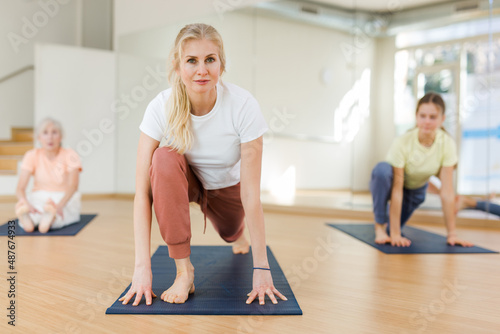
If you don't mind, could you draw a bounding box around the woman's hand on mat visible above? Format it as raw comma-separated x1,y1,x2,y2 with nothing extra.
246,269,287,305
390,235,412,247
447,235,474,247
119,267,157,306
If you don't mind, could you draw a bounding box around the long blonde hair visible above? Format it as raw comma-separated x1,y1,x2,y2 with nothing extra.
164,23,226,153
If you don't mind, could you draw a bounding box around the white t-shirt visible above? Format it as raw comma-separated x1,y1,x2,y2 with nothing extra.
140,81,268,190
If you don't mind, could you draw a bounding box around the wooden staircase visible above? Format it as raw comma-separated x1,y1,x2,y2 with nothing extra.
0,127,34,175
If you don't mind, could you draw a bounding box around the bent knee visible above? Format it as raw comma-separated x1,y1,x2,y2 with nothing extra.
152,147,182,166
371,162,393,179
151,147,186,175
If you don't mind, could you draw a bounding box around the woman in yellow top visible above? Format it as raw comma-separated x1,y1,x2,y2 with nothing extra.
369,92,473,247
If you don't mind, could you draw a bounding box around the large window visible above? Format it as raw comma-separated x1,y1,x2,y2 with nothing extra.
394,36,500,194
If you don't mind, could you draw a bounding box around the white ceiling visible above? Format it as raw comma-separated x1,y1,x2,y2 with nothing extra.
304,0,453,11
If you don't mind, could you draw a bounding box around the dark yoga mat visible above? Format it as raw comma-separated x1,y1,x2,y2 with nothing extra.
106,245,302,315
0,214,97,236
327,223,498,254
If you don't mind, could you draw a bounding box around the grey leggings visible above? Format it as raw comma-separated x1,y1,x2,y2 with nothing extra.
474,201,500,217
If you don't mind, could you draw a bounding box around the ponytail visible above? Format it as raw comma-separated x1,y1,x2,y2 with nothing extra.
164,73,193,154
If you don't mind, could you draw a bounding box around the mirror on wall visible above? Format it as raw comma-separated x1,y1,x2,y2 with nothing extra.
388,1,500,219
115,0,499,219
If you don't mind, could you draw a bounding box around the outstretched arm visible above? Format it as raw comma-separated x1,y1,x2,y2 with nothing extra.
439,166,473,247
389,167,411,247
16,169,38,213
120,132,160,306
240,136,287,305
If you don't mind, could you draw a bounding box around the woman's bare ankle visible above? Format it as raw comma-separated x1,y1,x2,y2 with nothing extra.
174,257,194,275
162,257,195,304
374,223,390,244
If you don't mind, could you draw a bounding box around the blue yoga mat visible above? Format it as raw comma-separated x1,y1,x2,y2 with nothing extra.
0,214,97,236
327,223,498,254
106,245,302,315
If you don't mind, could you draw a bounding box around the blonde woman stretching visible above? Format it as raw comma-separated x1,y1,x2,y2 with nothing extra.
120,23,287,306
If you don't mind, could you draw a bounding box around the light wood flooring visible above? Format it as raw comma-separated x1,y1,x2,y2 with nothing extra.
0,198,499,334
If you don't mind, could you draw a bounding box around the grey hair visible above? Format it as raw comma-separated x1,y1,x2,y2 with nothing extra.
36,117,64,138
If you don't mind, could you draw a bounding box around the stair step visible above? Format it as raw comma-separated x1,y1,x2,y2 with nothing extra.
11,127,33,133
12,131,33,142
0,155,24,159
0,170,17,175
0,128,34,175
0,143,33,155
11,127,34,142
0,158,19,171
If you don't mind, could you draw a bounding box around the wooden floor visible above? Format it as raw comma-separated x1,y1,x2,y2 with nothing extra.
261,190,500,228
0,198,499,334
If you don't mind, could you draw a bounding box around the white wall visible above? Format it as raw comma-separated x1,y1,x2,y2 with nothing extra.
254,14,370,190
35,44,116,194
115,54,167,193
81,0,113,50
371,36,397,168
0,0,80,139
0,70,34,140
0,0,80,77
113,0,267,42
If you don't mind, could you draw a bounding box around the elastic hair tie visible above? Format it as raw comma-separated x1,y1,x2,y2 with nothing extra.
253,267,271,271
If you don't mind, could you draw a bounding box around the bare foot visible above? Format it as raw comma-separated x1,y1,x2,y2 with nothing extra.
455,195,478,214
18,213,35,233
39,202,57,233
455,195,466,215
232,234,250,254
161,267,195,304
16,204,34,232
39,213,56,233
374,223,391,244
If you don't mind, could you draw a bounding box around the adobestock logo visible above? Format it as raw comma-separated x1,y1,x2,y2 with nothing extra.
7,0,72,54
402,278,467,334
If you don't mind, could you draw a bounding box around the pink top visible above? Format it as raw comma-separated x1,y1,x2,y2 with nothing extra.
21,148,82,192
